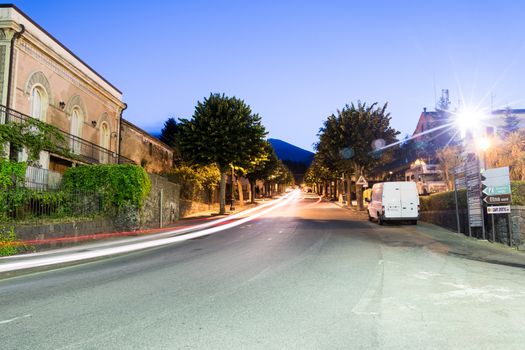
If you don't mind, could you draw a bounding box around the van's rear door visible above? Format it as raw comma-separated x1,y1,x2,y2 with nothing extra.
400,182,418,218
383,184,402,218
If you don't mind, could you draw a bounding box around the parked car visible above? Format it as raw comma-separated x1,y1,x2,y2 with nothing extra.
363,188,373,207
366,181,419,225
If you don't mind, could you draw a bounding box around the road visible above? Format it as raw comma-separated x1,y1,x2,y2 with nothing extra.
1,192,525,349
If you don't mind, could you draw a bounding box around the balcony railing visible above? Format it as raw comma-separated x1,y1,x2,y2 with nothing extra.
0,105,135,165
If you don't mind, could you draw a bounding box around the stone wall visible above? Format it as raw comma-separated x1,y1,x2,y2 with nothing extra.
420,207,523,246
510,206,525,249
14,218,116,242
141,173,180,228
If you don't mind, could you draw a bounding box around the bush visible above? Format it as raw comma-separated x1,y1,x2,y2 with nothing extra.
419,189,466,212
0,159,26,189
168,163,220,201
62,164,151,209
511,181,525,205
0,226,35,256
420,181,525,211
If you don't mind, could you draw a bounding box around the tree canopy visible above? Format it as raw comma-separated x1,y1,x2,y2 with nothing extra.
178,93,267,213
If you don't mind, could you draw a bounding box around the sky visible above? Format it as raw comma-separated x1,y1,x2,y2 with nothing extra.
13,0,525,151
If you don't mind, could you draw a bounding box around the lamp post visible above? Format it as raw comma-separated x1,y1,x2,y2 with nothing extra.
455,107,488,239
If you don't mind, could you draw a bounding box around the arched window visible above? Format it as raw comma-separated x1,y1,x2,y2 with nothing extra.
70,107,84,154
99,122,110,163
30,87,46,121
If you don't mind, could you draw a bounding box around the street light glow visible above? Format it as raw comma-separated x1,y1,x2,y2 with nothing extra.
477,136,490,152
456,107,480,138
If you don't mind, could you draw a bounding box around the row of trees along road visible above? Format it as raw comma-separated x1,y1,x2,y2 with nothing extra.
306,101,399,210
159,93,294,214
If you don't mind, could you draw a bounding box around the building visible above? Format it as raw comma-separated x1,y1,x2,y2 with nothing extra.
120,119,174,173
0,4,132,184
0,5,181,189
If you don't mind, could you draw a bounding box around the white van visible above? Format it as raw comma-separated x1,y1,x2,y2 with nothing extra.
366,182,419,225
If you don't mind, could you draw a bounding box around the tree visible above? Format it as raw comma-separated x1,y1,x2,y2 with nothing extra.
503,108,520,135
436,145,461,190
314,101,399,209
245,142,279,203
159,117,182,163
178,93,267,214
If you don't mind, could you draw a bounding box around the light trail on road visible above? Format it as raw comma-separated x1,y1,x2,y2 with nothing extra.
0,191,300,273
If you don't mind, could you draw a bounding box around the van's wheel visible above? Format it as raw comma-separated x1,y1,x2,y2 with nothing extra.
378,212,384,225
368,212,373,222
411,220,418,225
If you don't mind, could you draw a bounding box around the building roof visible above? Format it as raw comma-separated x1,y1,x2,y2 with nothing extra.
0,4,122,97
492,109,525,115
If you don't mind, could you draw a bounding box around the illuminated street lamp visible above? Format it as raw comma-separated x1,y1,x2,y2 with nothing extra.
477,136,490,152
476,136,491,171
455,107,482,139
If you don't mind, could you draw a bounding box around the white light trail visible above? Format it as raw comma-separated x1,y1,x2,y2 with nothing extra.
0,191,299,273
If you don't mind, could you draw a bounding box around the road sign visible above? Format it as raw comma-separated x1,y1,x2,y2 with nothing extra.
483,194,512,205
465,156,483,227
481,166,509,181
356,176,368,187
487,205,511,214
482,185,511,196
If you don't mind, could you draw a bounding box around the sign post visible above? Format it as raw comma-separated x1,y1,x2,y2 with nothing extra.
453,165,466,234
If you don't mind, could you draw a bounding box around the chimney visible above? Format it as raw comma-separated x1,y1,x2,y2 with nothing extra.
423,107,427,113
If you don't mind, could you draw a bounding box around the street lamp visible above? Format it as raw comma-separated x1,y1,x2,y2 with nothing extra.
476,136,491,171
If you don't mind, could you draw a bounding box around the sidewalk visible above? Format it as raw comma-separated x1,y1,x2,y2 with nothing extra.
330,199,525,269
416,221,525,268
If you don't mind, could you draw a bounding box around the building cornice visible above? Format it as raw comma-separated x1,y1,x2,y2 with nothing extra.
0,4,123,99
16,34,124,111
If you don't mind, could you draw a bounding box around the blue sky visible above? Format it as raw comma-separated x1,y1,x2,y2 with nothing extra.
14,0,525,151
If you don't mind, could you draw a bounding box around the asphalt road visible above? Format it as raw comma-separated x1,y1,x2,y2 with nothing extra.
2,193,525,349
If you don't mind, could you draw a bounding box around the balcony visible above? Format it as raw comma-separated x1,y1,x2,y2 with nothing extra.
0,105,135,165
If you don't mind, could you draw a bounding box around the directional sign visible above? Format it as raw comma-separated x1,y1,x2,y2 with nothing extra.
356,176,368,187
483,194,512,205
481,166,509,181
487,205,511,214
482,185,511,196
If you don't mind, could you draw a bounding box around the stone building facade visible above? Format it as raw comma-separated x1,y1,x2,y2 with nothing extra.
0,4,129,181
120,119,174,174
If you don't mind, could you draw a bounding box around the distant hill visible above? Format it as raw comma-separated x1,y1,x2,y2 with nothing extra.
268,139,314,184
268,138,314,165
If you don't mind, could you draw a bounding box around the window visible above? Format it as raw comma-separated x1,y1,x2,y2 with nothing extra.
70,108,83,154
30,87,44,121
100,122,110,163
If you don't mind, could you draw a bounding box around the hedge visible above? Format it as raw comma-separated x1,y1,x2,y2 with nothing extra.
419,189,467,212
420,181,525,211
62,164,151,209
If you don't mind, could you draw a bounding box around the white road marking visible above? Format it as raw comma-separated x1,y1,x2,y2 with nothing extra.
0,314,31,324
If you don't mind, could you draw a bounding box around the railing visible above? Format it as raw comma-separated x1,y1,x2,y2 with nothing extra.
0,105,135,165
25,166,63,190
0,188,105,224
